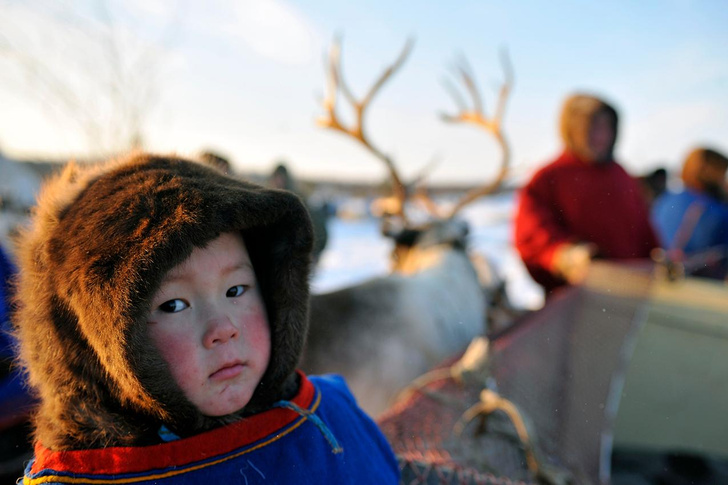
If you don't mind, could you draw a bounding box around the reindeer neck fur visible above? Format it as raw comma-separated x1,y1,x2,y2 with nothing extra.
392,244,486,347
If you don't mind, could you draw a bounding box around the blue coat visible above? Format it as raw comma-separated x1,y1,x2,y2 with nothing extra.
0,244,15,361
1,245,36,428
22,374,399,484
652,190,728,253
651,189,728,277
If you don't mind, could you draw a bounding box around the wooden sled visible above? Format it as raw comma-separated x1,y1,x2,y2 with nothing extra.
378,261,728,484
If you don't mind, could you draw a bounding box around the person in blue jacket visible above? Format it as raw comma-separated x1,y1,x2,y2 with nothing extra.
0,243,16,375
11,154,399,484
1,244,35,412
1,243,36,481
651,147,728,279
1,243,27,415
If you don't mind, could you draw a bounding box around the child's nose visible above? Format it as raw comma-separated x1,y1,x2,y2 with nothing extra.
203,315,239,348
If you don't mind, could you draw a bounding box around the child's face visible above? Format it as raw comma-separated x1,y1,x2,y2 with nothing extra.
147,232,271,417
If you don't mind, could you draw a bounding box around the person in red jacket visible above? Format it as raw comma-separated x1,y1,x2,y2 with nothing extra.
514,93,658,297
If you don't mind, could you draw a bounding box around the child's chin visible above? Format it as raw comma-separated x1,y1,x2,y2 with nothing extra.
198,390,253,417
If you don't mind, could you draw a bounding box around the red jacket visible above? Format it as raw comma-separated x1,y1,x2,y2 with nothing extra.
514,151,658,294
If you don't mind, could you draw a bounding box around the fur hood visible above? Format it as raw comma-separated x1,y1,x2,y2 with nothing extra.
12,153,314,450
559,93,618,163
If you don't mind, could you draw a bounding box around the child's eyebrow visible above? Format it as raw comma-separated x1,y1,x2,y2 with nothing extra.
222,261,254,277
163,261,254,283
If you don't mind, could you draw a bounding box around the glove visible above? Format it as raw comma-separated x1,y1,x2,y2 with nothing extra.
551,242,598,285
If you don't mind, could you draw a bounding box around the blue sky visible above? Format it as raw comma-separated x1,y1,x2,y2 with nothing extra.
0,0,726,185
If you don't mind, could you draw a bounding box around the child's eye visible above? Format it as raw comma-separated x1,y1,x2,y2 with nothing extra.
159,299,188,313
226,285,246,298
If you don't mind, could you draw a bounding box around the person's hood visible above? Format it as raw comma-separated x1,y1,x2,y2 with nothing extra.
559,93,618,163
12,153,313,450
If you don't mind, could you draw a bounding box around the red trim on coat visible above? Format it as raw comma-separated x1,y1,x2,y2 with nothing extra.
30,372,314,475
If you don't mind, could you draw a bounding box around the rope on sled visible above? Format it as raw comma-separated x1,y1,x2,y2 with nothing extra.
391,336,575,485
395,336,491,404
454,389,537,474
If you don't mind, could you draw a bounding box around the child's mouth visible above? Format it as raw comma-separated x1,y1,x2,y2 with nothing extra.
210,362,245,380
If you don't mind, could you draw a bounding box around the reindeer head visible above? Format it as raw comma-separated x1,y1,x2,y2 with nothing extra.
317,37,513,274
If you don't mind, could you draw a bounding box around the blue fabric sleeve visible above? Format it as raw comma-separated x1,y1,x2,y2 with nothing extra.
0,244,17,360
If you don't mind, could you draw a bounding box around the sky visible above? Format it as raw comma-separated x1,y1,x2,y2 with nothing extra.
0,0,726,186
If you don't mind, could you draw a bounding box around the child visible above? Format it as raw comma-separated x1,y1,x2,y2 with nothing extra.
12,154,399,483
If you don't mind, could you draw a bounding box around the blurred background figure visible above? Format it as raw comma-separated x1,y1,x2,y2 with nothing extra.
0,243,34,481
269,163,297,192
0,152,43,253
514,93,658,297
638,166,668,208
651,147,728,279
198,150,233,175
269,162,330,266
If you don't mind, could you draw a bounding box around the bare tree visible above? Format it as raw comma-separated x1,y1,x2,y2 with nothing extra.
0,1,182,156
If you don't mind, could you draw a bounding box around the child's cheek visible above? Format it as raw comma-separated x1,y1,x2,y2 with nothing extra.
150,326,204,385
243,308,271,362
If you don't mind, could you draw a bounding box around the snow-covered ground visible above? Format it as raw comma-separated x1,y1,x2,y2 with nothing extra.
312,192,545,310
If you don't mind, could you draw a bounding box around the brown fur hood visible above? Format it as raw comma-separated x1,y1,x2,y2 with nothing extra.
12,153,314,450
559,93,618,163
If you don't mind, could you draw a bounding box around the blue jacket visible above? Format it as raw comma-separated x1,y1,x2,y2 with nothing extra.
22,374,399,484
652,190,728,254
1,245,36,430
651,189,728,278
0,244,15,361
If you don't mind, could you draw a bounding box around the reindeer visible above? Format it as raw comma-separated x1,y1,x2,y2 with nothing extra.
301,38,514,417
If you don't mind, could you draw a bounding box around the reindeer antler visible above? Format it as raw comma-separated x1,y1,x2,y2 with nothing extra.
317,37,414,222
441,48,514,218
